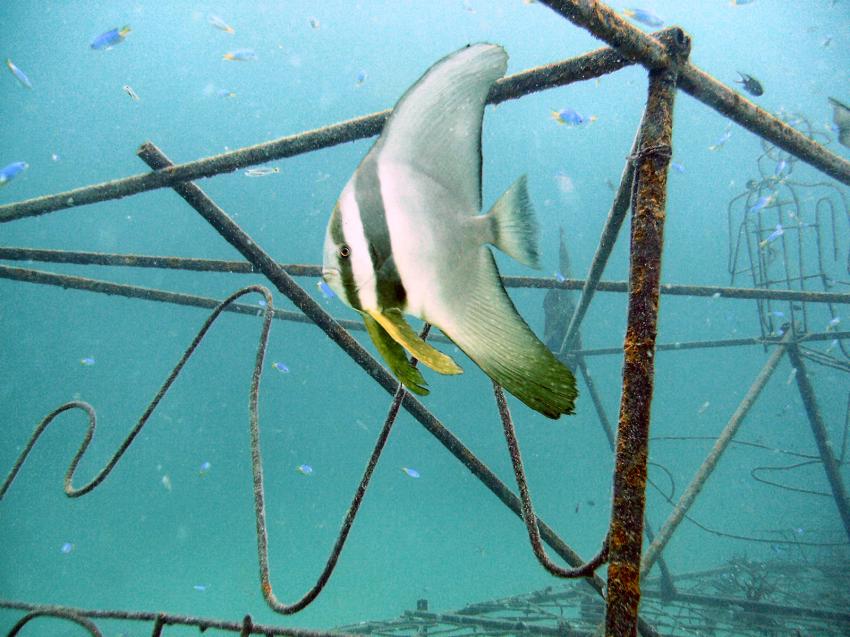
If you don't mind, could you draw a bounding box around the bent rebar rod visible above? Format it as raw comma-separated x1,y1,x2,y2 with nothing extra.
136,143,660,630
639,330,793,577
605,38,683,636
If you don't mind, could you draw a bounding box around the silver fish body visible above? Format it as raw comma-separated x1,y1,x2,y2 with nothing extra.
322,43,577,418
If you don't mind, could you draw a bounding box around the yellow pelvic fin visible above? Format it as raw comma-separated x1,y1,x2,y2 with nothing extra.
367,309,463,375
362,313,429,395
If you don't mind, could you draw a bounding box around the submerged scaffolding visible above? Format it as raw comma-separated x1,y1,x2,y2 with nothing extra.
2,1,849,636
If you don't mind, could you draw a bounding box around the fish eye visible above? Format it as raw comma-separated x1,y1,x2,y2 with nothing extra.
338,244,351,259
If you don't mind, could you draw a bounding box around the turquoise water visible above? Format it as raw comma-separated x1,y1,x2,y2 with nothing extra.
1,1,849,635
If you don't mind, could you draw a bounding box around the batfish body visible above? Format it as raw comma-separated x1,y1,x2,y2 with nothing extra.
321,43,577,418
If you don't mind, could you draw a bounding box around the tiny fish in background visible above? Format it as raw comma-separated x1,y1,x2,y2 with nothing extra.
748,193,775,214
208,14,235,34
735,72,764,97
622,8,663,27
309,17,321,29
697,401,710,414
828,97,850,148
193,584,208,592
161,474,172,491
827,316,841,331
317,280,336,299
61,542,74,554
401,467,420,478
5,59,32,89
123,84,140,101
759,224,784,248
216,88,236,98
91,26,131,50
245,167,280,177
0,161,28,187
550,107,587,126
355,70,367,86
272,361,289,373
79,356,96,366
708,126,732,151
296,464,313,476
670,161,686,174
223,49,257,62
199,461,212,476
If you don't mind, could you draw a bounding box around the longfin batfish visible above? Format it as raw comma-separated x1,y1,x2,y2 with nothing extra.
322,43,577,418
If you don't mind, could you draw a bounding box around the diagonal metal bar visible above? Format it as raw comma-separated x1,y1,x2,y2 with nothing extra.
639,330,793,577
786,342,850,542
605,36,684,636
134,142,660,629
539,0,850,185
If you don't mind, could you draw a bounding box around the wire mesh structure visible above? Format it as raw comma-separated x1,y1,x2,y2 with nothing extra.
2,1,850,636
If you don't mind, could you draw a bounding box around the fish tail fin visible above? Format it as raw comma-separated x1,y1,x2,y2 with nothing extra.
484,175,540,269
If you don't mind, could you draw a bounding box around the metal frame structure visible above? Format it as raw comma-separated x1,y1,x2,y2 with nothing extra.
2,1,849,636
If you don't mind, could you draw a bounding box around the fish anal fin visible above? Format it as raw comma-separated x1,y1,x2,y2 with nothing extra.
367,309,462,375
362,313,429,395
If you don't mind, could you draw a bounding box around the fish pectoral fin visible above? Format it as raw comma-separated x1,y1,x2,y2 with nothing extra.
362,313,429,395
436,248,577,419
367,309,462,375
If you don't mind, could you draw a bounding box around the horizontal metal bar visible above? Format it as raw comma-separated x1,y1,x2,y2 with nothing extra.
0,40,638,224
3,248,848,304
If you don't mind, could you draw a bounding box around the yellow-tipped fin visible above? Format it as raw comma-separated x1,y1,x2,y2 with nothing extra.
367,309,463,375
362,313,429,395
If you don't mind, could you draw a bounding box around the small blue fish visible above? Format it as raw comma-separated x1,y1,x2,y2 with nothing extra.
622,8,663,27
80,356,96,366
774,159,787,177
708,128,732,151
317,280,336,298
5,59,32,89
551,107,584,126
759,224,784,248
91,26,131,50
768,310,785,318
208,14,235,34
193,584,207,592
216,88,236,98
0,161,28,187
554,271,566,283
296,464,313,476
401,467,420,478
731,0,755,5
670,161,685,174
223,49,257,62
748,193,774,214
355,70,367,86
61,542,74,554
199,461,212,476
257,298,267,307
272,361,289,373
827,316,841,330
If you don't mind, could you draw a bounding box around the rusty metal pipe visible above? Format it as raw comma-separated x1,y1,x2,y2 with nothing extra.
786,343,850,542
605,41,684,636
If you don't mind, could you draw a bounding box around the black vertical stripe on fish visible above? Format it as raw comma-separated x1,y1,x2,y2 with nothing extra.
329,203,362,311
354,152,407,309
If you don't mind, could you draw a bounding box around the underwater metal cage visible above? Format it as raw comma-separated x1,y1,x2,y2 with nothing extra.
2,1,850,636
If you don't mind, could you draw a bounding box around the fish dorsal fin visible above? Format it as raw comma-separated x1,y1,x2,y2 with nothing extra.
367,309,463,376
377,43,507,214
435,248,577,418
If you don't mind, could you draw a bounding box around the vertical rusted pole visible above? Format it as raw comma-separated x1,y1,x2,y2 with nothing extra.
786,343,850,542
605,30,688,637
